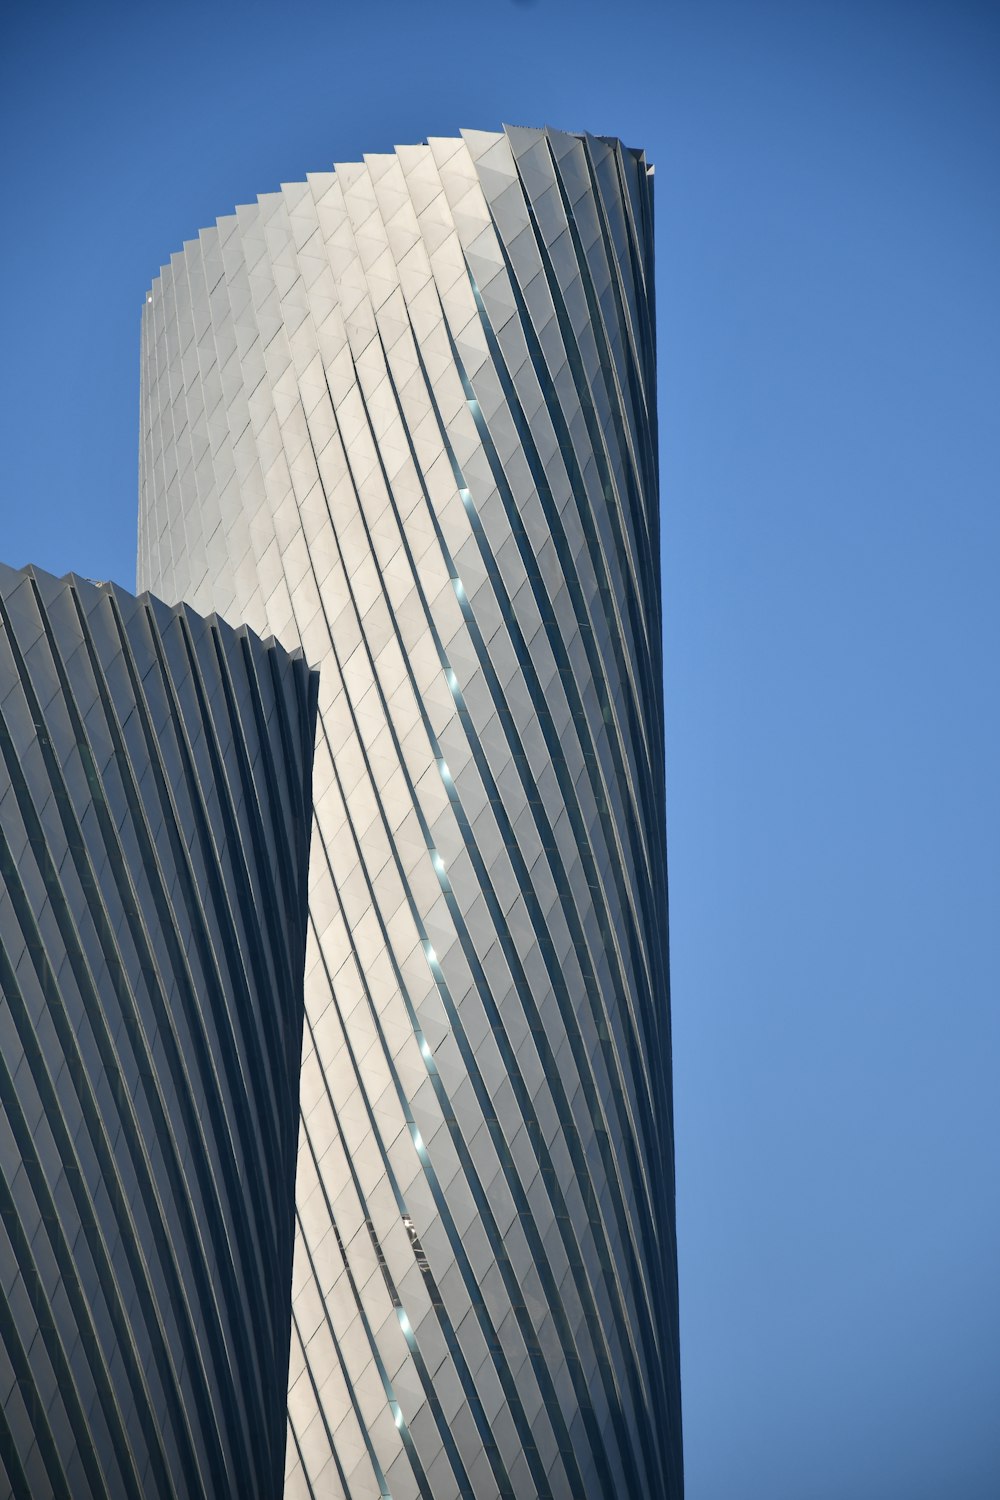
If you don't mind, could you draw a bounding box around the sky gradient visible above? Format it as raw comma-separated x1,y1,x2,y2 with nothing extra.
2,1,998,1496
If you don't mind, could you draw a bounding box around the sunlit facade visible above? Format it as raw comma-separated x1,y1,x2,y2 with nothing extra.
139,125,681,1499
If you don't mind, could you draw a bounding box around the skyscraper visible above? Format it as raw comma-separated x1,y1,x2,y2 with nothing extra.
139,125,681,1498
0,565,316,1500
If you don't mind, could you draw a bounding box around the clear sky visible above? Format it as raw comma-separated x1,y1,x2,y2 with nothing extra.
2,1,998,1495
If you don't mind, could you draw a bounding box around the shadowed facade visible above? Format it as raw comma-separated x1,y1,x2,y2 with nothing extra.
0,565,316,1500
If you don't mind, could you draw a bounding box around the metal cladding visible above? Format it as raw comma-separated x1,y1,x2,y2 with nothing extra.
0,565,316,1500
139,125,682,1499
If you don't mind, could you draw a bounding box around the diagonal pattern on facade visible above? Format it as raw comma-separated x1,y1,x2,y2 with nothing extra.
139,124,682,1499
0,565,316,1500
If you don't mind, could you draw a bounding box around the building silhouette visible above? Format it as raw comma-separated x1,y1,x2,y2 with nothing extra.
0,565,316,1499
138,126,681,1499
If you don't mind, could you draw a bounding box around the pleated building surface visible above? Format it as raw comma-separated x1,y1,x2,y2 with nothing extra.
138,125,682,1500
0,564,316,1500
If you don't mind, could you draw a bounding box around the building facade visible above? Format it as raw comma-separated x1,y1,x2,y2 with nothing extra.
139,125,681,1499
0,565,316,1500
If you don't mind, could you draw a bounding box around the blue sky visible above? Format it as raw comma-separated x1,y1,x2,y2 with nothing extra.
3,1,998,1495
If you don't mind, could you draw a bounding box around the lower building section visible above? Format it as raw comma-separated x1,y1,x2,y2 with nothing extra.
0,565,316,1500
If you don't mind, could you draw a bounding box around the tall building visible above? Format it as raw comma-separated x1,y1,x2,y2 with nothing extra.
139,125,681,1498
0,565,316,1500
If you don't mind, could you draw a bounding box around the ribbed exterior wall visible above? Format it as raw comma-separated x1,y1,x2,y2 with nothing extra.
139,125,681,1500
0,565,316,1500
